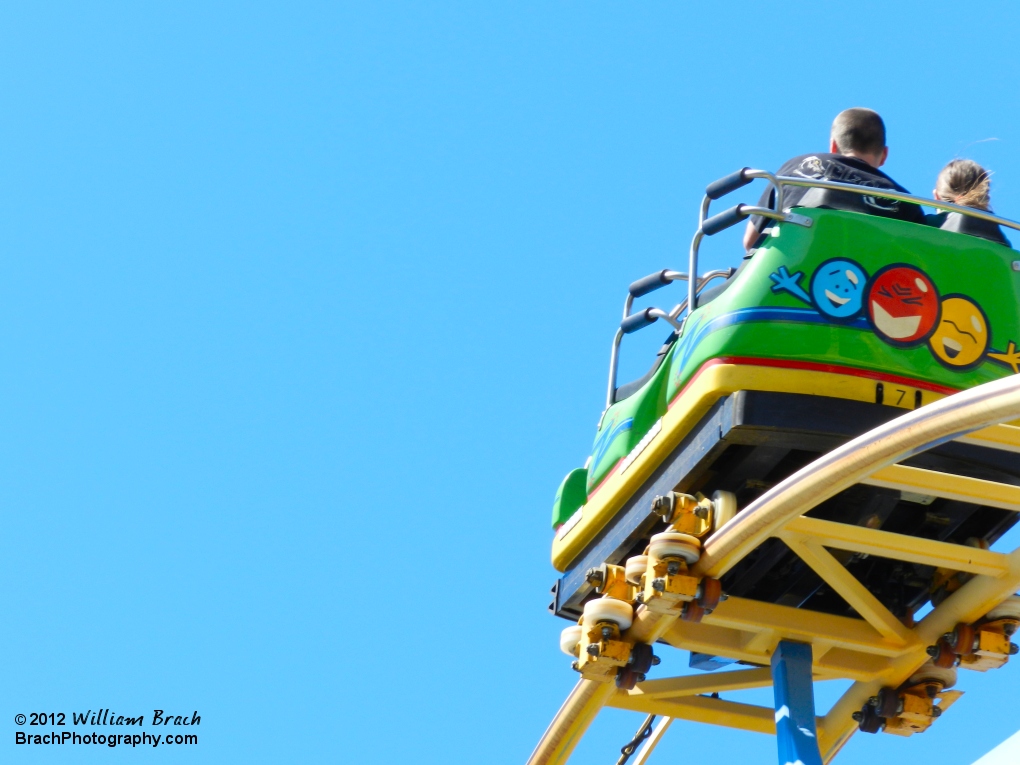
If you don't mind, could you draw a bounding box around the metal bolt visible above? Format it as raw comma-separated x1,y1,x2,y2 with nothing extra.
1004,622,1017,637
1010,642,1019,655
666,561,680,576
651,655,661,666
634,673,646,683
651,578,666,592
851,712,864,722
931,706,942,718
868,696,879,707
601,625,613,640
926,645,939,657
695,506,709,519
586,644,600,657
634,593,644,604
942,632,954,643
719,592,729,601
585,567,605,587
571,661,580,671
651,495,672,518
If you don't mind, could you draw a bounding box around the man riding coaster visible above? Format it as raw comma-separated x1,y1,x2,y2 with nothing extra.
742,107,925,251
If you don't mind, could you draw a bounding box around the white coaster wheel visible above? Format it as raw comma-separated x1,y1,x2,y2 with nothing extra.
583,597,634,630
648,532,701,564
985,594,1020,621
906,662,957,690
712,490,737,531
625,555,649,585
560,625,583,656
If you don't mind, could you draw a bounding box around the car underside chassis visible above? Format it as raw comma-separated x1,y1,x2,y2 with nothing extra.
551,390,1020,630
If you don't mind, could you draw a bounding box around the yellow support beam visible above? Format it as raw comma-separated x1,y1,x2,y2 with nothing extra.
607,692,780,736
960,423,1020,454
631,717,673,765
863,464,1020,512
528,593,695,765
705,596,913,657
630,668,775,699
661,620,890,682
742,629,776,654
819,548,1020,763
782,516,1010,577
527,680,616,765
780,536,915,644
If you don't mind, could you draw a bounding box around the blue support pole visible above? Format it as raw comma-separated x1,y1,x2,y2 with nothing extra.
770,640,823,765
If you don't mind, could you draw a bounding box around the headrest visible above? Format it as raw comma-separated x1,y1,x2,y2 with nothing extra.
938,211,1012,246
797,187,913,220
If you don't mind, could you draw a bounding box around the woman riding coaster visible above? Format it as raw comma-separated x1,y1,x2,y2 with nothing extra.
929,158,1011,246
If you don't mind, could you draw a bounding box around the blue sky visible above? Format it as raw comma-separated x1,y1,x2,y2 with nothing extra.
2,2,1020,763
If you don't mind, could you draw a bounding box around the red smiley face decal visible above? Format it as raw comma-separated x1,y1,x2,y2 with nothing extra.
867,266,940,345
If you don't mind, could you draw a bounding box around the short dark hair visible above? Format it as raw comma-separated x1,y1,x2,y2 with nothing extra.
831,108,886,156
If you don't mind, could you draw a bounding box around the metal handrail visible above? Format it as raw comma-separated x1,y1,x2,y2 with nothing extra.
622,270,687,321
687,198,712,315
686,229,705,315
688,169,782,313
606,272,731,410
605,327,626,411
772,174,1020,232
668,269,733,320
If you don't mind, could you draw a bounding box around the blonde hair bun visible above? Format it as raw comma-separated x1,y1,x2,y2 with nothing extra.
937,159,992,210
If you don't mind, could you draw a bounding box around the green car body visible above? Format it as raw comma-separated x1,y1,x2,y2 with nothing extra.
552,207,1020,530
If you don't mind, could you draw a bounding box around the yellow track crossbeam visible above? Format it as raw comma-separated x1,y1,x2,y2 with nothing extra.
781,516,1011,577
779,536,916,644
624,667,774,699
662,616,894,682
607,693,780,736
959,423,1020,453
696,597,914,658
863,464,1020,512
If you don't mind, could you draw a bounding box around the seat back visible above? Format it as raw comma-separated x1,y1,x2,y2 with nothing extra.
797,187,922,222
939,211,1012,247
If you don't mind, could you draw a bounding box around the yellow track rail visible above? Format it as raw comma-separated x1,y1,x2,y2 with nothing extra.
529,375,1020,765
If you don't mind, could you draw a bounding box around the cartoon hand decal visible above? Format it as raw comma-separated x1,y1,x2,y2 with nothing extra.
770,266,811,304
989,341,1020,375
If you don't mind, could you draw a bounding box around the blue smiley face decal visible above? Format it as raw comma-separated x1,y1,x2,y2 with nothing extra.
810,259,868,319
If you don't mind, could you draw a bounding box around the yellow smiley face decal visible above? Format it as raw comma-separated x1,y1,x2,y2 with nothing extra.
929,296,988,367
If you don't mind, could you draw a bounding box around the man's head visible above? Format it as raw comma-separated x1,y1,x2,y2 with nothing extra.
829,108,888,168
